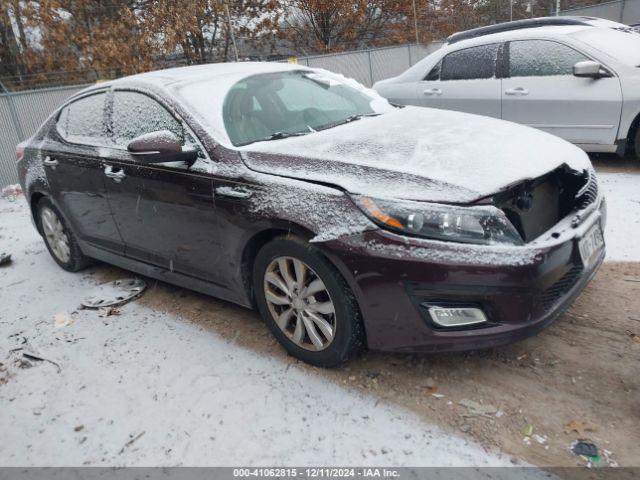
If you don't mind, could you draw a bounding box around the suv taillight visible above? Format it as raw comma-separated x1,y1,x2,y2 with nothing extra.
16,145,25,162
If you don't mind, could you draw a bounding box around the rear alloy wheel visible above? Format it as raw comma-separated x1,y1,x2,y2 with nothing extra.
41,206,71,264
254,237,365,367
37,198,90,272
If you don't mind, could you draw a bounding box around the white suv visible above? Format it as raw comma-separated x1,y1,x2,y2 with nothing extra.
374,17,640,159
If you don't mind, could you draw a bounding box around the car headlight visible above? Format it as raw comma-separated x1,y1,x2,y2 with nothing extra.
352,195,523,246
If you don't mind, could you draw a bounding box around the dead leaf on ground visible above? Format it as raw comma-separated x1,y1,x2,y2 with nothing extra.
423,378,438,394
54,313,74,328
98,307,121,317
625,330,640,343
565,419,596,437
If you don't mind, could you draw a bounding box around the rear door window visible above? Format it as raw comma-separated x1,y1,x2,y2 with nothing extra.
56,93,109,146
440,44,500,80
509,40,589,77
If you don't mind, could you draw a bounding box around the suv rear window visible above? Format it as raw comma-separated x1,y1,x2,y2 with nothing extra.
56,93,109,146
440,44,500,81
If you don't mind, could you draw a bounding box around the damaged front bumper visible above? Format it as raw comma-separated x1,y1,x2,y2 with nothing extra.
323,196,606,353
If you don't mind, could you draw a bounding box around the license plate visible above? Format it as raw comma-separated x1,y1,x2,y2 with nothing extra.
578,223,604,267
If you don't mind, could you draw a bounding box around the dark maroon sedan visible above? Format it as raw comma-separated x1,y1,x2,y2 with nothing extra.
17,63,605,367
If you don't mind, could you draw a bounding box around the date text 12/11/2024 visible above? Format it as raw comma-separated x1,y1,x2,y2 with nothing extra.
233,468,401,478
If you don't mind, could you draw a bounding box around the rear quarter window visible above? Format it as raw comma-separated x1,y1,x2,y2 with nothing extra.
56,93,110,146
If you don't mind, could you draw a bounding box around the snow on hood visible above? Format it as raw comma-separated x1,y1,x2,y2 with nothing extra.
240,106,592,203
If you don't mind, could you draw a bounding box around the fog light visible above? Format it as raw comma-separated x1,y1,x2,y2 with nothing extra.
427,306,487,328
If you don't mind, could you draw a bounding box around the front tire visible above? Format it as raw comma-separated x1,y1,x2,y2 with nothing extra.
253,236,365,367
635,128,640,161
36,197,90,272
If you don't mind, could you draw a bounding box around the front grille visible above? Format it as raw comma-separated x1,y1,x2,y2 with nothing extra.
542,266,583,312
576,171,598,210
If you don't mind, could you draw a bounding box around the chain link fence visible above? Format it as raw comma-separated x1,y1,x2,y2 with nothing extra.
293,43,444,87
0,42,442,188
1,85,90,187
560,0,640,25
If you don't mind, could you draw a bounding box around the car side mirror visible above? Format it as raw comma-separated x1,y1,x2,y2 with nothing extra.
573,60,611,79
127,130,198,164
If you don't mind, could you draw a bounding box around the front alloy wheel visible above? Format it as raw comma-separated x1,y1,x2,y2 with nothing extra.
264,256,336,351
254,236,365,367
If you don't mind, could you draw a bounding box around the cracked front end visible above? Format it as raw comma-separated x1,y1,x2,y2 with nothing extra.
321,169,606,353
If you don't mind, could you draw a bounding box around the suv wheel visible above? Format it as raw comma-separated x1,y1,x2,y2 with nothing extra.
253,236,365,367
37,197,90,272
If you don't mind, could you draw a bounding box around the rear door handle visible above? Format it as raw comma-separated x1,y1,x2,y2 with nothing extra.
215,186,253,199
104,165,126,183
505,87,529,96
43,156,58,168
423,88,443,96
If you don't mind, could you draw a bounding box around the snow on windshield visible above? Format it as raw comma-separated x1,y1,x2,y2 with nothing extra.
573,28,640,67
222,71,388,147
172,66,392,149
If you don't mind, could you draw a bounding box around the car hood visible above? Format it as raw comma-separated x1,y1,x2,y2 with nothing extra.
239,106,592,203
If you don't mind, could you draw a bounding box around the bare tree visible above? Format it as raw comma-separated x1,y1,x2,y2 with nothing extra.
281,0,417,52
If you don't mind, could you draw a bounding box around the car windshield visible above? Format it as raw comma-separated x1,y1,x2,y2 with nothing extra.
222,71,388,146
572,28,640,67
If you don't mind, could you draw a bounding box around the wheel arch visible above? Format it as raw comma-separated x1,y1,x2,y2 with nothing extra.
625,110,640,156
240,223,315,307
239,225,368,349
30,191,47,234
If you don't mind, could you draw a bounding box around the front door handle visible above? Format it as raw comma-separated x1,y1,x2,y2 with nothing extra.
43,156,58,168
505,87,529,96
215,186,253,199
423,88,443,96
104,165,126,183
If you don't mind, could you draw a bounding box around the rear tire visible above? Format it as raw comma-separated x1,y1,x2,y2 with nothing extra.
635,128,640,161
253,236,365,368
36,197,90,272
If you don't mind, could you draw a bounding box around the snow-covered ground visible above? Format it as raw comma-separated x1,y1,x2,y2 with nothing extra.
598,172,640,262
0,168,637,467
0,197,516,467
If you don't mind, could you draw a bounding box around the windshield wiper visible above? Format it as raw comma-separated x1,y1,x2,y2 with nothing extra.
347,112,383,122
261,131,310,141
316,112,383,132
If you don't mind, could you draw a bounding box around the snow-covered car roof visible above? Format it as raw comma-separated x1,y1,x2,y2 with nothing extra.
105,62,385,149
445,16,628,49
73,62,386,148
110,61,308,88
442,25,591,50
